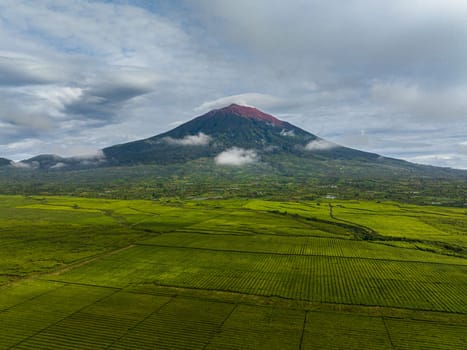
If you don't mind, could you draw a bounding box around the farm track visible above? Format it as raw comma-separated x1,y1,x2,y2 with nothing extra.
49,245,136,276
0,244,135,291
328,203,381,239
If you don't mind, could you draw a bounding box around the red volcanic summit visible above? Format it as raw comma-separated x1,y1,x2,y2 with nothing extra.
207,104,286,127
103,103,318,165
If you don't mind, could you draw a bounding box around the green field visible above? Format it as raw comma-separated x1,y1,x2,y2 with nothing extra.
0,195,465,349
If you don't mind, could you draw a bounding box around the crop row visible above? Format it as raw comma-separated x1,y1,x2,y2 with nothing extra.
58,246,467,313
3,283,465,349
303,312,392,349
186,209,351,238
206,304,304,350
110,298,233,350
0,284,113,349
385,318,467,350
143,231,466,265
13,293,177,349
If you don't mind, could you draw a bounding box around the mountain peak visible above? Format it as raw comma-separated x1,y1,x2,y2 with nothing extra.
207,104,285,127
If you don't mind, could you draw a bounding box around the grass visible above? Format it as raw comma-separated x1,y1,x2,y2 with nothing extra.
0,195,465,349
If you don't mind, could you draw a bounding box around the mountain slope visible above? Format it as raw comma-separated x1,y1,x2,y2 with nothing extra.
1,104,465,203
0,158,11,167
103,104,382,165
13,104,466,180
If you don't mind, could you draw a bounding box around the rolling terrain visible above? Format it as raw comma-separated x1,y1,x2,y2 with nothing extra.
0,195,465,349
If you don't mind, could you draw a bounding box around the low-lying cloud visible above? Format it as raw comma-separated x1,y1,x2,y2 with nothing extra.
50,162,66,169
215,147,258,166
163,132,211,146
305,139,338,151
280,129,295,137
11,161,37,169
71,150,107,166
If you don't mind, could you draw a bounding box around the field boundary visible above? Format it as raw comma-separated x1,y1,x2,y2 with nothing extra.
134,242,467,267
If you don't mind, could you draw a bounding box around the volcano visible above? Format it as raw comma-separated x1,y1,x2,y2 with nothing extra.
12,104,466,180
3,104,465,204
103,104,381,166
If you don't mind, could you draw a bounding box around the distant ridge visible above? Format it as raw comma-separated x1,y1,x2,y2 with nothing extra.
0,158,12,167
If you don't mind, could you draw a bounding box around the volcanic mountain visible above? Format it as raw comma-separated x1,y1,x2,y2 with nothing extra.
3,104,464,203
103,104,382,166
12,104,466,180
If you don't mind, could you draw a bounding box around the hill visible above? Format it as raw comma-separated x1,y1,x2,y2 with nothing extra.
0,158,11,167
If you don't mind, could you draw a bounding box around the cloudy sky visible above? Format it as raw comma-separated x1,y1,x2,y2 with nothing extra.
0,0,466,169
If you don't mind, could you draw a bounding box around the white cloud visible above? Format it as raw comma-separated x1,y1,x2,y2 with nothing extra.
50,162,66,169
215,147,258,166
0,0,225,160
68,150,106,166
4,138,45,151
70,150,105,160
194,93,283,114
42,86,83,107
11,161,37,169
280,129,295,137
305,139,338,151
371,81,467,121
163,132,211,146
406,153,467,169
0,52,62,85
459,141,467,155
0,1,466,169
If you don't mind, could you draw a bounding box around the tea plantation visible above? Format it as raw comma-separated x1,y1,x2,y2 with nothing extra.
0,195,465,349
